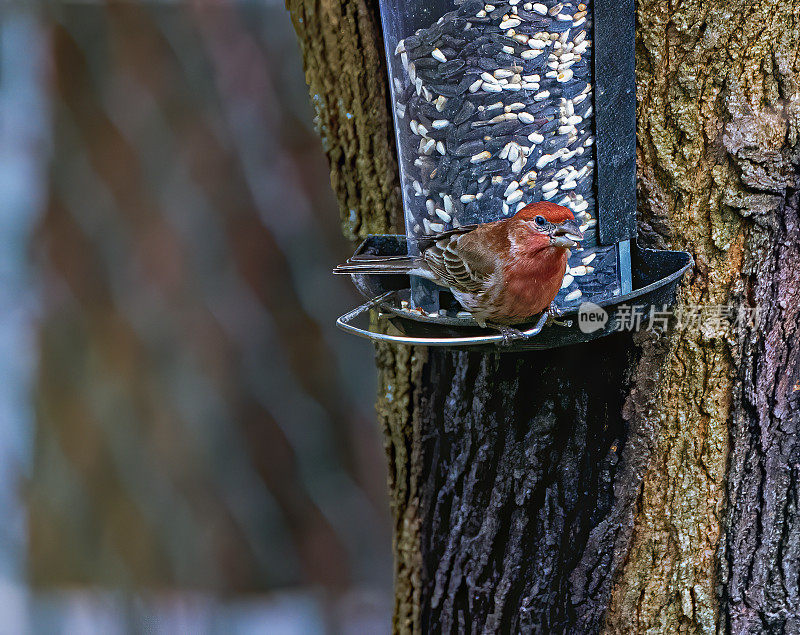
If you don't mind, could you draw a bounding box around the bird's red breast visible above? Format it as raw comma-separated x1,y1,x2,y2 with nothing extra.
500,238,569,320
416,201,580,324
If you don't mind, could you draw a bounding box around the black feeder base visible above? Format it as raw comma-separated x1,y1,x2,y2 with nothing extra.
336,235,692,350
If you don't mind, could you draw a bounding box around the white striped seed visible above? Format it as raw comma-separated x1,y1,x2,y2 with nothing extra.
536,153,555,168
443,195,454,213
542,180,559,192
506,189,523,204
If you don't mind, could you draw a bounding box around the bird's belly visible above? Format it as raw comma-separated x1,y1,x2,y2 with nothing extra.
484,268,564,324
452,285,552,325
451,290,483,316
449,256,566,325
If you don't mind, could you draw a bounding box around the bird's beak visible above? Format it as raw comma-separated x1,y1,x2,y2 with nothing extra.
551,219,584,248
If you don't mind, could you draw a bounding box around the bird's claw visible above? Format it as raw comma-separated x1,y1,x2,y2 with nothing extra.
487,323,527,346
547,303,572,328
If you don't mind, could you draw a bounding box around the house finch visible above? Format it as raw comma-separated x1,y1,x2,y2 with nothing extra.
336,202,584,338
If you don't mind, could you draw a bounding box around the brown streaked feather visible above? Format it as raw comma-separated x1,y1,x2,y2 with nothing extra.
415,223,481,251
420,221,508,293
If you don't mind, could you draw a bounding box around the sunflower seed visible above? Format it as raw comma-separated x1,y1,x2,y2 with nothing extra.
432,48,447,62
557,69,574,83
506,189,523,204
504,180,520,196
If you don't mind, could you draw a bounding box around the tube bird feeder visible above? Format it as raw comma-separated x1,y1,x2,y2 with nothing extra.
335,0,692,348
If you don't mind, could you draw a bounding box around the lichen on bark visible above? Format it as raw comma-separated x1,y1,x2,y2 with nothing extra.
606,1,800,632
285,0,401,240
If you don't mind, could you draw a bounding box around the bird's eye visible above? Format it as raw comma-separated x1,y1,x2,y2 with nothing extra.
534,215,547,227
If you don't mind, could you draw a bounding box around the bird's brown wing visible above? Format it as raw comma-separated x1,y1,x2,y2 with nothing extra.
422,223,502,293
415,224,480,251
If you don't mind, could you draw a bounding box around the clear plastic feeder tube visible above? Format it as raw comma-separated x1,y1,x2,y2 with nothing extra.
380,0,623,314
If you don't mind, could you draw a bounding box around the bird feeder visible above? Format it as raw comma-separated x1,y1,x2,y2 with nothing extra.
336,0,691,348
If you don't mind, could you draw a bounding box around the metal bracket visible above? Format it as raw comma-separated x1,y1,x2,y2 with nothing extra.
337,292,550,346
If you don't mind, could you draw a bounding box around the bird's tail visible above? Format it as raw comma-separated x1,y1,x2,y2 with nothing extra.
333,254,421,275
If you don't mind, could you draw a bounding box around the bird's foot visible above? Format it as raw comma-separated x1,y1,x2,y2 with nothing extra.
486,322,527,346
547,303,572,328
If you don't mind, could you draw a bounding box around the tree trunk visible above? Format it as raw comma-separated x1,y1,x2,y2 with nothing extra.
286,0,800,631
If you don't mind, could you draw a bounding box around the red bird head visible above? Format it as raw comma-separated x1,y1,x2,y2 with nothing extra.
513,202,584,249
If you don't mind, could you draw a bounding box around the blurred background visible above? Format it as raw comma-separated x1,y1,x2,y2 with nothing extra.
0,0,391,632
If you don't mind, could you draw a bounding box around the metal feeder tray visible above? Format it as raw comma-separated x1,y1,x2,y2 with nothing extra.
336,235,692,350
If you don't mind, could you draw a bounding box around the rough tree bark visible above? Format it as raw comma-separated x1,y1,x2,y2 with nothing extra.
286,0,800,632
